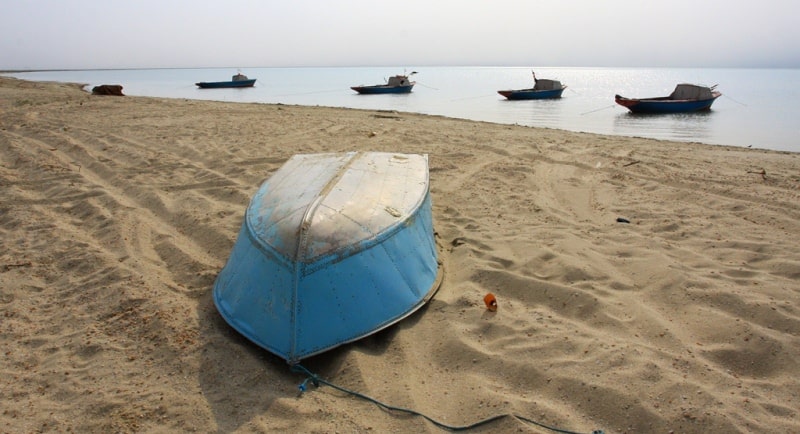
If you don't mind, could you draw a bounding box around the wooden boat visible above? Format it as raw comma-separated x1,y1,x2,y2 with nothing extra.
498,71,566,100
351,72,416,94
213,152,442,364
615,83,721,113
195,73,256,89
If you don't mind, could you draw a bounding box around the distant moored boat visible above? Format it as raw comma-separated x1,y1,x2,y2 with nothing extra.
351,72,416,94
615,83,721,113
195,72,256,89
498,70,567,100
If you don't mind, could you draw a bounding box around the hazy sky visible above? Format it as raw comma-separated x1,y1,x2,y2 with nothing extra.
3,0,798,70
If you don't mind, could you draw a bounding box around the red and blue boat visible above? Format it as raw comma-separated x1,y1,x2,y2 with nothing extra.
351,72,416,94
615,83,721,114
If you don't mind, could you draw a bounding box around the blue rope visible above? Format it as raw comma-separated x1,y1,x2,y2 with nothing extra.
291,364,604,434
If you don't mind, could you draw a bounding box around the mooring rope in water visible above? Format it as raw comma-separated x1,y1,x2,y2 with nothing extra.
272,88,344,97
450,94,497,102
580,104,617,115
722,93,748,107
414,82,440,90
291,364,604,434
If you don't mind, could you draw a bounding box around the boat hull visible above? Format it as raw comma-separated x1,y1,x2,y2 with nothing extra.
351,84,414,94
615,93,720,114
213,152,441,363
498,86,566,100
195,79,256,89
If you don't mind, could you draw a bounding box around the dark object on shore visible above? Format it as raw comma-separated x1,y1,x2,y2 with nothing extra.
616,217,630,223
91,84,125,96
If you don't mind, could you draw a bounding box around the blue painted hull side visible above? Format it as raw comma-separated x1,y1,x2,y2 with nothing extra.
213,223,295,357
196,79,256,88
213,168,439,363
623,97,718,113
499,87,565,100
351,84,414,94
294,192,438,358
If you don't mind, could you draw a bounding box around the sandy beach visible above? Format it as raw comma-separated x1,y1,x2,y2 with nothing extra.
2,76,799,433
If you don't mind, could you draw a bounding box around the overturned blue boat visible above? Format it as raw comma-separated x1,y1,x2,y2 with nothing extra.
213,152,442,364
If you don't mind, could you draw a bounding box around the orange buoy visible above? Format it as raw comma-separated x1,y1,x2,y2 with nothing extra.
483,293,497,311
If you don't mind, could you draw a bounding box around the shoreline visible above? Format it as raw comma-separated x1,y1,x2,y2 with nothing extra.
6,67,798,153
2,76,799,433
5,74,797,156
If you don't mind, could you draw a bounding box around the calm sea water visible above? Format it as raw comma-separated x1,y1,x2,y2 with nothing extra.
5,66,799,152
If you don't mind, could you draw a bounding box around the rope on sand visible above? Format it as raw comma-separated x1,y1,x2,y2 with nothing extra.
291,364,605,434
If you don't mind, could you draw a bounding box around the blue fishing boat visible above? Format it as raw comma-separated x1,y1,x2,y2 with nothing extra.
195,72,256,89
351,72,416,94
615,83,721,113
213,152,442,364
498,71,566,100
